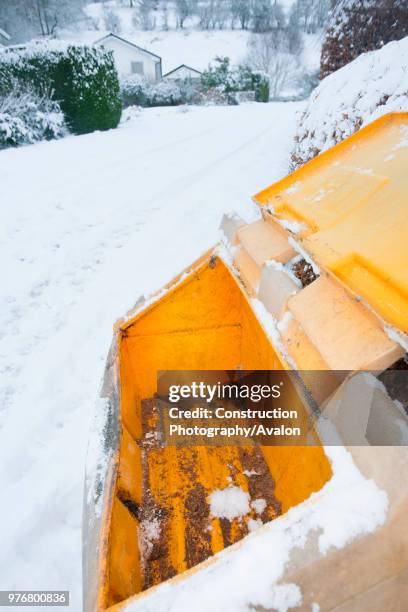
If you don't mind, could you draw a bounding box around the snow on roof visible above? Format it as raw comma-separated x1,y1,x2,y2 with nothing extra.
94,32,161,62
163,64,202,78
0,28,10,41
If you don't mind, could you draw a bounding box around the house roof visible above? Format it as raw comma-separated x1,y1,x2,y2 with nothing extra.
163,64,202,78
94,33,161,62
0,28,10,41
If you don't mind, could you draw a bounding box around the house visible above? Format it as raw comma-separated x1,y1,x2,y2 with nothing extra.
0,28,10,47
94,33,162,81
163,64,202,83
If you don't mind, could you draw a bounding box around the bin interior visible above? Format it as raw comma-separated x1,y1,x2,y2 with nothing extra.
101,256,332,608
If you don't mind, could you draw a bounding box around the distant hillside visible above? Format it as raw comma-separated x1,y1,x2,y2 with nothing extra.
55,0,325,98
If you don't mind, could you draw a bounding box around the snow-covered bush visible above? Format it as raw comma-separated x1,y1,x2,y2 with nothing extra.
196,87,239,106
152,80,185,106
120,75,148,107
121,75,184,108
0,88,66,149
292,37,408,168
201,57,239,92
321,0,408,79
0,41,122,135
201,57,269,102
252,70,270,102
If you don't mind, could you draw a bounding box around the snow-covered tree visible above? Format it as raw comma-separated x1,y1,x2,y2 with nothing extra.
321,0,408,78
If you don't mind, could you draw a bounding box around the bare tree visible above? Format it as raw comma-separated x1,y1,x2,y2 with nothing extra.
161,0,169,31
137,0,157,30
268,53,297,98
0,0,86,40
288,3,303,55
231,0,252,29
31,0,85,36
247,32,298,99
214,0,230,29
198,1,213,29
175,0,191,28
103,7,122,33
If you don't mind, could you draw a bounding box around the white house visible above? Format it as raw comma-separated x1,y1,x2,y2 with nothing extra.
94,33,162,81
0,27,10,47
163,64,202,82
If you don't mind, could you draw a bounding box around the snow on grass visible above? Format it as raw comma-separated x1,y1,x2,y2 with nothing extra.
209,486,250,520
0,100,302,608
123,446,387,612
125,29,251,74
293,36,408,166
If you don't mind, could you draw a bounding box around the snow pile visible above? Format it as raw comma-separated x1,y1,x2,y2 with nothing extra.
123,446,388,612
139,517,161,558
209,486,250,520
292,36,408,167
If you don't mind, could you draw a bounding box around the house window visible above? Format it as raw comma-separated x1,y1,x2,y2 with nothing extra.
131,61,144,75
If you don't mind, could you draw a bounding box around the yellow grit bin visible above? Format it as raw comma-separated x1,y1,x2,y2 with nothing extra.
83,113,408,611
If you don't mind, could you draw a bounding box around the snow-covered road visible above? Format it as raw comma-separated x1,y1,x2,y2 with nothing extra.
0,101,302,609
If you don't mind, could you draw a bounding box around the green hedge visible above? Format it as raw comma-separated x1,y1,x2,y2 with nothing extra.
0,42,122,134
201,57,270,102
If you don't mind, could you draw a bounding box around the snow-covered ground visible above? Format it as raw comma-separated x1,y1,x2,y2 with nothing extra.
0,101,304,610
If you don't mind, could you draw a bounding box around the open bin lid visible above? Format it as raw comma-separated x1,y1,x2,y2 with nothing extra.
253,113,408,334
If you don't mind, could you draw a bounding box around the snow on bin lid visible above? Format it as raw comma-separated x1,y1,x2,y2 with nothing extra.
253,113,408,335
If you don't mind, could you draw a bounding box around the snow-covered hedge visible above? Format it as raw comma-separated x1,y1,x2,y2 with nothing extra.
201,57,270,102
292,37,408,168
0,41,122,135
121,75,185,108
0,89,66,149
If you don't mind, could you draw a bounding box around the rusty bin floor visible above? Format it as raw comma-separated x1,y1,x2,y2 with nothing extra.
129,399,282,591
